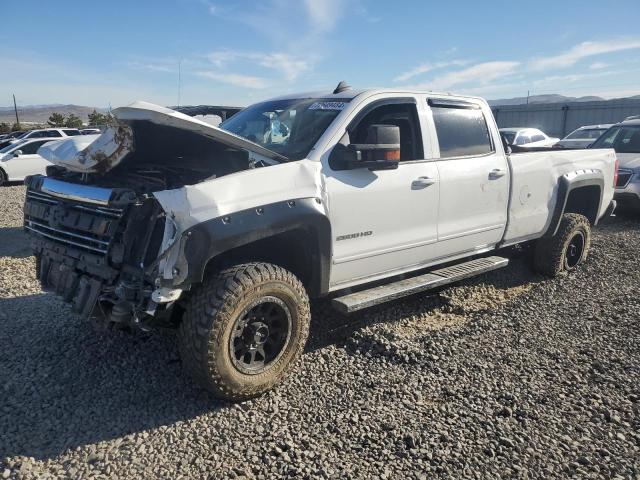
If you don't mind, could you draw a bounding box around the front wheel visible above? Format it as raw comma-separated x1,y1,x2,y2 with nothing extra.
533,213,591,277
178,262,310,401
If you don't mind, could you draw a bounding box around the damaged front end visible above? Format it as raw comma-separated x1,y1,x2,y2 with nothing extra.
24,101,285,329
24,176,176,328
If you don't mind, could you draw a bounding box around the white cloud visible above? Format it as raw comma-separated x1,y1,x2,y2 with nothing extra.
258,53,310,82
589,62,608,70
408,61,520,91
529,38,640,71
196,71,268,89
303,0,342,32
394,60,468,82
205,49,310,82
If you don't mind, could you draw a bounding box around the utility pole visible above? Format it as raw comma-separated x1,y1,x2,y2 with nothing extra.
13,94,19,126
526,90,530,105
177,59,182,107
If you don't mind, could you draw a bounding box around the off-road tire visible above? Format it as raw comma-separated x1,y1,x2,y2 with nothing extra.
178,262,310,401
533,213,591,277
0,168,6,186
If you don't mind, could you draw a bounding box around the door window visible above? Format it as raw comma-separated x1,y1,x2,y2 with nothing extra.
44,130,62,137
18,140,49,155
350,102,423,161
530,134,545,142
430,103,493,158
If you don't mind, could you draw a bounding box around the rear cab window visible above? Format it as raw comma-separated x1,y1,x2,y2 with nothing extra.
428,98,493,158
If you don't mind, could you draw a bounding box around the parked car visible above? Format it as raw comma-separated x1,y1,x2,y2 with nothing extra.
555,124,613,149
8,128,81,144
80,128,102,135
0,138,55,185
26,88,616,400
500,127,560,148
0,131,24,141
0,131,26,149
590,117,640,212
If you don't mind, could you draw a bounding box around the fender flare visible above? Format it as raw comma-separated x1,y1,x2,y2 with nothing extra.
544,170,604,238
174,197,332,296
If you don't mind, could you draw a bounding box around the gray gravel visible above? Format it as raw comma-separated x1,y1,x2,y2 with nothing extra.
1,184,639,479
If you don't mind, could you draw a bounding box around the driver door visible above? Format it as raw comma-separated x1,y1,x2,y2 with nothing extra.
323,98,440,290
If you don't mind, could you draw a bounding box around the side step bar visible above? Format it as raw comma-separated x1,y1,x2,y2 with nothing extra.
331,256,509,314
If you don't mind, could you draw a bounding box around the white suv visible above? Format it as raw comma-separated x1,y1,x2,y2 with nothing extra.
591,118,640,211
10,128,81,144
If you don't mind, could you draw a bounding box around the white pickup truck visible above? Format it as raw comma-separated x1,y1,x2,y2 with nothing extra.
23,84,617,400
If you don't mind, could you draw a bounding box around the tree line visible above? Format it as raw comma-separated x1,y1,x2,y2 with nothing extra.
0,109,113,133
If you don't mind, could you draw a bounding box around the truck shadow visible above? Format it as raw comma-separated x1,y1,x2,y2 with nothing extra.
0,227,31,258
0,293,225,460
0,255,535,461
306,252,540,354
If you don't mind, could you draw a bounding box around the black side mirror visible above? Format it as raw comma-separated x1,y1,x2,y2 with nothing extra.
500,133,512,154
329,124,401,171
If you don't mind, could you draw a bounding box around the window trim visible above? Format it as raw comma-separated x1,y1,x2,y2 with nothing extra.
346,97,425,162
427,100,495,160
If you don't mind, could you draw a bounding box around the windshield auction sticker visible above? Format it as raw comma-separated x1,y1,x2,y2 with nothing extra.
308,102,347,110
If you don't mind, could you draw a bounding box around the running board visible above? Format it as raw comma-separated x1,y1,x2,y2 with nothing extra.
331,256,509,314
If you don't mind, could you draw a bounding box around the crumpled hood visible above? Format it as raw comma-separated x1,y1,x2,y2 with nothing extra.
617,152,640,170
38,101,287,173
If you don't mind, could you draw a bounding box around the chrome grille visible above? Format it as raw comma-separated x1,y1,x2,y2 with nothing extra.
24,188,124,256
617,169,633,188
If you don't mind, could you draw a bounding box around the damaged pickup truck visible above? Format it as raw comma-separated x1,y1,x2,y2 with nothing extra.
24,85,617,400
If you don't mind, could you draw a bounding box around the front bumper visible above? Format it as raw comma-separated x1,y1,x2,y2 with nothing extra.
614,176,640,211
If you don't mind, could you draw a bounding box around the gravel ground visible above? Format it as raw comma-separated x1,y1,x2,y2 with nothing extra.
0,184,638,479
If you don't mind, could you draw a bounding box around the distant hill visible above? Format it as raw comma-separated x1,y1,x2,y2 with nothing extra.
488,94,605,106
0,104,106,125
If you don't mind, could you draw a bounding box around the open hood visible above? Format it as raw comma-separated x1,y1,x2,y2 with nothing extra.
39,101,288,173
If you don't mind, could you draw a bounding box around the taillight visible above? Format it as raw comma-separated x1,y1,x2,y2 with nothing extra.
613,158,619,187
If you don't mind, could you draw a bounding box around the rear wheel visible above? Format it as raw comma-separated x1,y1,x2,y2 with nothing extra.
178,262,310,401
0,168,6,186
533,213,591,277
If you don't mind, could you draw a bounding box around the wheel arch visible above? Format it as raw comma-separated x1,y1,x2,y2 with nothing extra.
544,171,604,238
178,198,332,297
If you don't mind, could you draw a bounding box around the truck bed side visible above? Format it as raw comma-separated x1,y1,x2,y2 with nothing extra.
502,148,617,246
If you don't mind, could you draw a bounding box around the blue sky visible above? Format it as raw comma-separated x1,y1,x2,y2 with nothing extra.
2,0,640,108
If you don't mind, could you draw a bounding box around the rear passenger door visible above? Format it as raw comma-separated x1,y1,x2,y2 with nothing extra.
427,98,509,259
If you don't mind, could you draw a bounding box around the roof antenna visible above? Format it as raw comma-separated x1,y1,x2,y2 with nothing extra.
333,80,351,94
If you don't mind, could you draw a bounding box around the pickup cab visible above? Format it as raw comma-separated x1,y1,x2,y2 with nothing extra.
23,85,617,400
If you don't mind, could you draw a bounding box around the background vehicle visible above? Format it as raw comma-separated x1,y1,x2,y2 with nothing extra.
80,128,102,135
591,117,640,211
8,128,81,144
555,124,612,149
24,88,616,400
500,127,560,147
0,131,24,141
0,138,56,185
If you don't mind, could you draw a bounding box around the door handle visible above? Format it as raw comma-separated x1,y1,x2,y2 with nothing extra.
488,168,507,179
413,176,436,187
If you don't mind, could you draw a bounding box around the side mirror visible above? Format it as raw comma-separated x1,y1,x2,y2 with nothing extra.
330,124,401,171
500,133,512,154
13,150,23,157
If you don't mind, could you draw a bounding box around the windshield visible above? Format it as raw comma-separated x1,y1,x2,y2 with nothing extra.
565,128,607,140
591,125,640,153
220,98,348,160
0,140,21,154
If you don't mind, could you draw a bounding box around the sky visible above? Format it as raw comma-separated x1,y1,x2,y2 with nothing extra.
1,0,640,108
